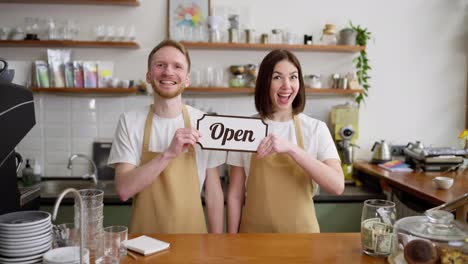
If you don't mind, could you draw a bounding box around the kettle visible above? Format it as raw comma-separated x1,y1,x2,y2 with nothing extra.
371,140,392,164
0,58,14,84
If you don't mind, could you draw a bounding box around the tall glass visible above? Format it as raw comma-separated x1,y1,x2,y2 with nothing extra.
361,199,396,257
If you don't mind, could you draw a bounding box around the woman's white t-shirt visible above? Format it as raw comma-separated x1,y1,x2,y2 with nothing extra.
108,105,226,191
226,113,340,179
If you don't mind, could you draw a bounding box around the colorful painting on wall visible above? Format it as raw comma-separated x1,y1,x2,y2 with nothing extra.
168,0,210,40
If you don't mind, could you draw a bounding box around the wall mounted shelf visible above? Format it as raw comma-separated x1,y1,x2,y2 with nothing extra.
32,87,138,94
180,42,365,53
183,87,363,95
0,40,139,49
0,0,139,6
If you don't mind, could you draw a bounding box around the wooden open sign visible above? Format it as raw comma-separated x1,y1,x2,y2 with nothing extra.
197,114,268,152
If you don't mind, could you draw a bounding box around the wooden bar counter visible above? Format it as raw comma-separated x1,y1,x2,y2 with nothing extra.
121,233,385,264
354,161,468,205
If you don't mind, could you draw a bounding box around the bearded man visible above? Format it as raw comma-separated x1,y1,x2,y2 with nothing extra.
108,40,225,234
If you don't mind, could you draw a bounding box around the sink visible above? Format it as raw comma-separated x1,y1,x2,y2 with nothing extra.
40,180,117,199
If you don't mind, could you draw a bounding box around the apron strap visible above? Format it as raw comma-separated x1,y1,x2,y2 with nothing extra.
293,115,304,149
294,114,318,196
142,106,154,152
181,105,191,129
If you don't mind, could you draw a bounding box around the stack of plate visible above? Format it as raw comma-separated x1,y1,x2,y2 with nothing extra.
0,211,53,264
43,246,90,264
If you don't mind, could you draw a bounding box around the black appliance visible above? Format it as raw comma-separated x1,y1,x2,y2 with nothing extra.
0,58,36,215
93,141,115,180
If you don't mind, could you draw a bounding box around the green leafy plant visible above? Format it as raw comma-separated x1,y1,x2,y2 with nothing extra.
349,21,372,106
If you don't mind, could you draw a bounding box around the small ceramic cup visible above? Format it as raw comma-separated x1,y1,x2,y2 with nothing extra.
432,176,454,189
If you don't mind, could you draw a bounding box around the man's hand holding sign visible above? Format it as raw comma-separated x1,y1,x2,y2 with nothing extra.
197,115,268,152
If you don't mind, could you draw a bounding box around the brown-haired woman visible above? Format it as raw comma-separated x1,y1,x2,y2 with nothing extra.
227,49,344,233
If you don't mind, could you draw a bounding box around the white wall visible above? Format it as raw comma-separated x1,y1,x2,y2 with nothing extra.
1,0,466,177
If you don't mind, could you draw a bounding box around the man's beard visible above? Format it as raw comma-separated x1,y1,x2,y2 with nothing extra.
151,81,185,99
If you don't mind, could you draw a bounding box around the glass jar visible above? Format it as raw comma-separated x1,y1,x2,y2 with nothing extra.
229,74,245,88
361,199,397,257
389,210,467,264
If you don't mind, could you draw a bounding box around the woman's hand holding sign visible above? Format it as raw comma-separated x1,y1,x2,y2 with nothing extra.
164,128,201,159
257,134,296,159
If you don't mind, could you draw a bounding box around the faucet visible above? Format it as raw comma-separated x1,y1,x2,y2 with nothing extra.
53,188,85,264
67,154,98,185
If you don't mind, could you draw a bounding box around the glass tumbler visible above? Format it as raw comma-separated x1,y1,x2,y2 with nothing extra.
361,199,396,257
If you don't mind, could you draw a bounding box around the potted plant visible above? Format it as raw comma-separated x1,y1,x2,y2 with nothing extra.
349,21,372,106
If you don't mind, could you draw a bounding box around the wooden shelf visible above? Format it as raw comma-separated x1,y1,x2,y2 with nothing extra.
181,42,365,53
0,40,139,49
32,87,138,94
183,87,363,95
0,0,139,6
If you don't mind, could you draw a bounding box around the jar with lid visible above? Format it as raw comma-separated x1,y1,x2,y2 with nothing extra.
321,24,337,45
389,210,467,264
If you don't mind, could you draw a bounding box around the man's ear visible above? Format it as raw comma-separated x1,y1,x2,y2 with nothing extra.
146,71,151,83
185,72,191,87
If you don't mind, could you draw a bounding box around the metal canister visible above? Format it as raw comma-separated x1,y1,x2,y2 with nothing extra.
245,29,255,44
260,33,269,44
228,28,238,43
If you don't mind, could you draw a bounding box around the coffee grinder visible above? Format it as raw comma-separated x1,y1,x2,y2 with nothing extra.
330,103,359,182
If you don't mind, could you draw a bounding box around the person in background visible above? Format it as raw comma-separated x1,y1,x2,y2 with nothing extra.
108,39,225,234
227,49,344,233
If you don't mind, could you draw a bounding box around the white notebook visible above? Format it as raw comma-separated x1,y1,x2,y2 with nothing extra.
124,235,170,256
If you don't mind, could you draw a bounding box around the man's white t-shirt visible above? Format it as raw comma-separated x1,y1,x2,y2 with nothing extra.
227,113,340,179
108,105,226,191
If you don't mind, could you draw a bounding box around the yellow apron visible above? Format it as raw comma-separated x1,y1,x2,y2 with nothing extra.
240,115,320,233
129,105,207,234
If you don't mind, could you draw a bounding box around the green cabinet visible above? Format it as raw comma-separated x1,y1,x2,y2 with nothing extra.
41,205,132,227
315,203,363,232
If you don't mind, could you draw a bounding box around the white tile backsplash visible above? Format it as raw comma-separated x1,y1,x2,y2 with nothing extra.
46,151,71,165
43,96,71,110
71,124,98,138
44,124,71,138
98,124,117,138
72,111,97,123
45,138,71,152
71,98,97,110
71,137,94,153
18,137,42,151
44,110,71,123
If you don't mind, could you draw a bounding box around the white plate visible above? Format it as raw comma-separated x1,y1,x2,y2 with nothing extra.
43,246,89,264
0,234,52,250
0,230,51,244
0,250,47,262
0,220,51,233
2,256,42,264
0,241,51,257
0,211,50,228
0,226,50,240
0,225,51,239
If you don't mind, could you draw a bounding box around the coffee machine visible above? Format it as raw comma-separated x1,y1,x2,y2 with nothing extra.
330,103,359,182
0,58,36,215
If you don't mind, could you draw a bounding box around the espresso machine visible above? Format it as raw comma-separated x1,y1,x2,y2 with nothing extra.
0,58,36,215
330,103,359,182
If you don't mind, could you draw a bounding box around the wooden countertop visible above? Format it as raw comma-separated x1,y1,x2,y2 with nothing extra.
121,233,385,264
354,161,468,205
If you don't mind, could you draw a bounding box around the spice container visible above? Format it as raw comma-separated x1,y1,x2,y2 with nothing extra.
389,210,467,264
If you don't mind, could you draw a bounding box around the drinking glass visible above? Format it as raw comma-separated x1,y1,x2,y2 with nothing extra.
361,199,396,257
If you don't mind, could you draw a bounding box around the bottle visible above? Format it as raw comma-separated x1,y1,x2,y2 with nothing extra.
32,159,42,184
321,24,337,45
22,159,34,187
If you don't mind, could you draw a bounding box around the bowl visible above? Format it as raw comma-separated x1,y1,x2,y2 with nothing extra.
432,176,454,189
